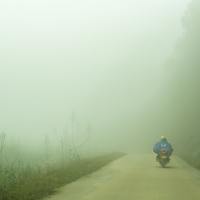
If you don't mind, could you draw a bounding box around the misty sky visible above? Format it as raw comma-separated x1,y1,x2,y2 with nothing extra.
0,0,191,150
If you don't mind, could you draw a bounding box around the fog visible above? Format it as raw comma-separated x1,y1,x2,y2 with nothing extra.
0,0,191,154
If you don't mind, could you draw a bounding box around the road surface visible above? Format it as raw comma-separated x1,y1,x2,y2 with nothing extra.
44,154,200,200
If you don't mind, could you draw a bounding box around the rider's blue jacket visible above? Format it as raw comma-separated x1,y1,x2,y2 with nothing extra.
153,139,173,156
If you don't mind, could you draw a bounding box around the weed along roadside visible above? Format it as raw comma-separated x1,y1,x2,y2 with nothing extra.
0,152,126,200
178,155,200,171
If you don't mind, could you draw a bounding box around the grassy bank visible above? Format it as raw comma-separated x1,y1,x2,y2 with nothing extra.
178,155,200,170
0,152,126,200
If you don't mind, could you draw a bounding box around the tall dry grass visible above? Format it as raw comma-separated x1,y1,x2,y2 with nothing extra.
0,152,125,200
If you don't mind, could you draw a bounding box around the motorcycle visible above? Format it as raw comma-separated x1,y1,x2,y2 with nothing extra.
158,149,170,168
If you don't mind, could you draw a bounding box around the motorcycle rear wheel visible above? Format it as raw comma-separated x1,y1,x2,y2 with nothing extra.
161,163,166,168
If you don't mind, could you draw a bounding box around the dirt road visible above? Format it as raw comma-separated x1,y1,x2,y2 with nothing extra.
44,154,200,200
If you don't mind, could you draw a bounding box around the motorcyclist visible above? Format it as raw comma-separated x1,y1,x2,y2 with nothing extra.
153,136,174,162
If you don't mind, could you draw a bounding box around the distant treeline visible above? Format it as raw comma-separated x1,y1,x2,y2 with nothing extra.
164,0,200,157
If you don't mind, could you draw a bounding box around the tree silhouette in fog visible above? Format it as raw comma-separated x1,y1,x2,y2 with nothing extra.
165,0,200,154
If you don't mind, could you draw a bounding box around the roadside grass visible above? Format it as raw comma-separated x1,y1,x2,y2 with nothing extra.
178,155,200,170
0,152,126,200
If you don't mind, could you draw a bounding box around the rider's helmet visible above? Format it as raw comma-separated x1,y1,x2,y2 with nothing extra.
161,136,167,142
